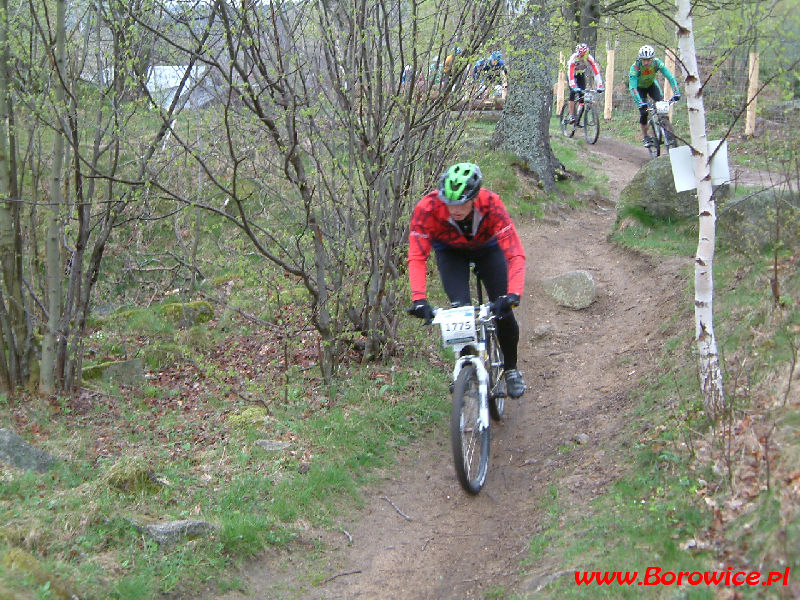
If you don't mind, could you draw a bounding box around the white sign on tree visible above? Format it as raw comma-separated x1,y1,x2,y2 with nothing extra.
669,141,730,192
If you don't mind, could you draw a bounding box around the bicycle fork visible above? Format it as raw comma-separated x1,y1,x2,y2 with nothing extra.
452,356,490,429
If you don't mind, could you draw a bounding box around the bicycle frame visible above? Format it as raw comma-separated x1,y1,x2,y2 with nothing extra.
434,305,494,431
646,99,677,158
410,265,505,494
560,88,601,144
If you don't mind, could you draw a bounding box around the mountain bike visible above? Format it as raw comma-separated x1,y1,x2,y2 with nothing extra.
645,99,678,158
559,88,601,144
406,270,506,494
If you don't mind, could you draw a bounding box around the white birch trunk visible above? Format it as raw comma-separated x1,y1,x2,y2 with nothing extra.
675,0,725,414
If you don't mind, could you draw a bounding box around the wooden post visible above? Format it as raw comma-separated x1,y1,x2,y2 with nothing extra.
745,52,759,136
604,48,615,120
556,52,566,115
664,49,676,120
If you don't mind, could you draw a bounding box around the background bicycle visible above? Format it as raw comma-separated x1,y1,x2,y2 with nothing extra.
645,99,679,158
559,88,601,144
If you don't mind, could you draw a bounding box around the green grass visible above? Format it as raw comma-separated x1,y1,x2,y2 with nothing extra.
3,106,797,600
611,211,698,257
501,111,799,599
0,303,449,600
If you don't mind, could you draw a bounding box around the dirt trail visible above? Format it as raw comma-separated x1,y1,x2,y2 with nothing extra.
208,137,691,599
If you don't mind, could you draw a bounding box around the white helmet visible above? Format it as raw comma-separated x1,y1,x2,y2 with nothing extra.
638,45,655,59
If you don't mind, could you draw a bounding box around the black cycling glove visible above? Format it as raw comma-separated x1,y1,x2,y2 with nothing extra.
410,299,435,325
490,293,520,317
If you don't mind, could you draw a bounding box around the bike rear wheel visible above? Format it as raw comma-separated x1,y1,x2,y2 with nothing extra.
583,103,600,144
559,103,576,138
648,119,661,158
450,363,490,494
485,327,505,421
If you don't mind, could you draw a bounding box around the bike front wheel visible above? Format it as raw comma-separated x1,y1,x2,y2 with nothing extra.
559,103,576,138
450,363,490,494
485,327,505,421
583,103,600,144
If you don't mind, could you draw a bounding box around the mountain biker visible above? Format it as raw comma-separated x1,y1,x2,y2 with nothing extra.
471,50,508,104
629,45,681,147
407,162,527,399
472,50,507,80
442,46,462,90
566,43,604,123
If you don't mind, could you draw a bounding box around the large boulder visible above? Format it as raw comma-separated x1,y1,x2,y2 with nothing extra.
0,429,56,473
82,357,144,386
541,270,596,310
717,189,800,253
617,155,697,220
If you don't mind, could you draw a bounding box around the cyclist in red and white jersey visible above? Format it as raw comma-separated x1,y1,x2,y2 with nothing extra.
407,163,527,398
566,43,604,123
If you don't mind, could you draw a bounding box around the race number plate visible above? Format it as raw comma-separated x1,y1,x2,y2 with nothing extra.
655,100,670,115
434,306,478,347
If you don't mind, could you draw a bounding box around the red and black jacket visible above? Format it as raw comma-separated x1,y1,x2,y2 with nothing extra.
408,188,526,301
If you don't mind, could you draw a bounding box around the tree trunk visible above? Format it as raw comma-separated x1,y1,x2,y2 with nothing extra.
675,0,725,415
40,0,68,396
0,0,31,392
493,0,562,192
563,0,599,48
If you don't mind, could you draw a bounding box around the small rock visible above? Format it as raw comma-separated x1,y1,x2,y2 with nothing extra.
530,324,554,341
574,433,590,445
255,440,291,452
136,519,216,546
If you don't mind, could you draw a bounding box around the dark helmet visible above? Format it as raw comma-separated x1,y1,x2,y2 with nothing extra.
438,163,482,205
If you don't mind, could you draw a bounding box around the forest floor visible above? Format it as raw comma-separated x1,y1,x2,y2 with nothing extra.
201,137,699,599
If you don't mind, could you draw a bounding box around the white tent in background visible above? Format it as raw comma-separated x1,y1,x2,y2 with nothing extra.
146,64,217,109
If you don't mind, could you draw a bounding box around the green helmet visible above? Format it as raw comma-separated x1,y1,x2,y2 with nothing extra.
438,162,482,205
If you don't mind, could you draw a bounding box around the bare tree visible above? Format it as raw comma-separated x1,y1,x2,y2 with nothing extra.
0,0,208,396
138,0,504,382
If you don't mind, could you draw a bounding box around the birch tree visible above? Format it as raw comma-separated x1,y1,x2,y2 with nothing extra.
674,0,724,414
0,0,206,396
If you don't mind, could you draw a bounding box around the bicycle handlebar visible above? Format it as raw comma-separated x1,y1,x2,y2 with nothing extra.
404,303,498,324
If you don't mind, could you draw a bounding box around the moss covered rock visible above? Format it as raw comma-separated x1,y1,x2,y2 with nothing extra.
160,301,213,326
617,155,697,220
102,456,162,494
227,406,270,430
1,547,79,600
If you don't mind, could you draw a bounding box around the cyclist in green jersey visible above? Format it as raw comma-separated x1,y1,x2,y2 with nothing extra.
629,45,681,147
